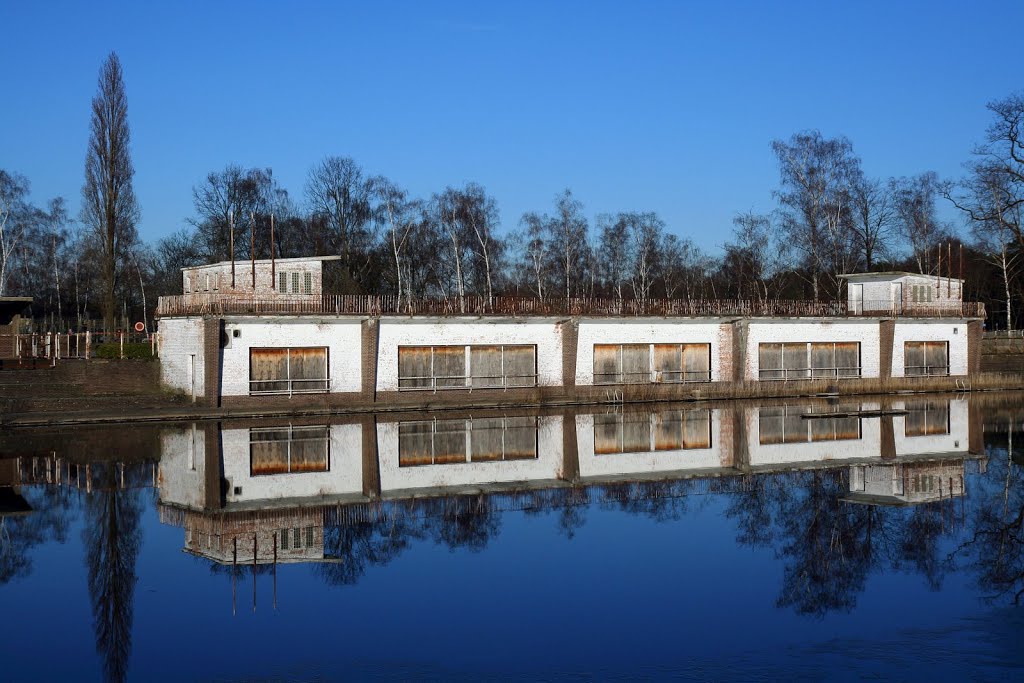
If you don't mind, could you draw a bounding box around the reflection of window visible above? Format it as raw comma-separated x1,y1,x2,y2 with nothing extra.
279,526,317,550
759,342,860,380
397,345,536,390
594,343,711,384
398,416,538,466
904,341,949,376
249,347,329,394
594,409,711,454
758,406,861,444
250,426,330,475
904,401,950,436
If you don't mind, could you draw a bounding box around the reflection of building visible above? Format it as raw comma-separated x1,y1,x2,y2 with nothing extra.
844,461,967,506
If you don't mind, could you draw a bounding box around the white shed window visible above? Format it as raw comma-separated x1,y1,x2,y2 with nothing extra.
904,341,949,376
278,271,288,293
303,272,313,294
249,347,329,394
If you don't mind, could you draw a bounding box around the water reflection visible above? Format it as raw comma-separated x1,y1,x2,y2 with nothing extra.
2,395,1023,680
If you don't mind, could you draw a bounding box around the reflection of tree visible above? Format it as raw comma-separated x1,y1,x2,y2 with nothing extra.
726,470,953,617
598,480,692,522
426,495,500,552
318,516,425,586
82,465,143,683
952,432,1024,604
0,487,75,585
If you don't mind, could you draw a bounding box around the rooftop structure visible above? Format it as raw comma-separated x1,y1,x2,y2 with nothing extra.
838,271,964,315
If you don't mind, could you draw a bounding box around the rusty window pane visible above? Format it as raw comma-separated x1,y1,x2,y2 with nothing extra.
759,343,784,380
594,413,623,454
433,347,467,387
289,348,328,391
904,341,927,376
683,410,712,448
471,346,503,388
783,343,809,379
682,344,711,381
470,417,505,461
250,348,289,393
594,345,620,384
621,344,650,384
654,411,683,449
905,401,950,437
810,343,835,378
432,419,466,463
250,426,329,475
835,342,860,377
398,421,434,466
502,346,537,387
621,411,651,451
653,344,682,383
398,346,433,389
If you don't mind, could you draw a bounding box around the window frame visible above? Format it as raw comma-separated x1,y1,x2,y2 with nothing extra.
397,344,537,391
249,425,331,476
758,341,862,381
904,341,949,376
248,346,330,395
593,343,712,385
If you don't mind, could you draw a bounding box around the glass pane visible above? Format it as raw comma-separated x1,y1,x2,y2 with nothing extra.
250,349,288,393
653,411,683,449
683,410,712,448
503,346,537,387
594,345,620,384
653,344,682,383
503,416,538,460
621,344,650,384
758,406,786,445
621,412,651,452
810,343,835,378
432,419,466,463
594,413,622,454
398,346,433,389
682,344,710,382
783,343,809,379
470,417,505,461
398,422,434,466
289,427,329,472
904,342,925,376
926,342,948,375
433,347,466,387
470,346,503,388
251,438,289,475
835,342,860,377
290,348,328,390
759,343,784,380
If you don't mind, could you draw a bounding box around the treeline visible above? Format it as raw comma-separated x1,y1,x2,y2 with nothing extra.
1,52,1023,331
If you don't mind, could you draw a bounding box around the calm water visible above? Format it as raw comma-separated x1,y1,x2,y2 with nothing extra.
2,395,1023,682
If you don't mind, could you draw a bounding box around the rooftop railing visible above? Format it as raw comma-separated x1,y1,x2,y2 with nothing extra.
155,293,986,319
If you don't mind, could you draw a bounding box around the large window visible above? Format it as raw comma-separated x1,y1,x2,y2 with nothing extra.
759,342,860,380
904,401,950,437
250,425,330,475
904,341,949,376
397,345,537,390
593,343,711,384
758,406,861,444
249,347,329,394
398,416,538,466
594,409,712,454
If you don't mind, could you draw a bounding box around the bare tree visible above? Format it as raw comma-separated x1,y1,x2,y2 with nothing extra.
0,170,31,296
727,211,776,302
372,177,418,308
544,189,590,301
596,213,629,302
626,212,664,304
81,52,139,333
846,173,895,271
516,212,548,301
459,183,502,307
305,156,375,286
891,172,944,274
772,131,858,300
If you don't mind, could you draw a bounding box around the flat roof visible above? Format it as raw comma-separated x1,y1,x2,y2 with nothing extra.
182,255,343,271
838,271,964,283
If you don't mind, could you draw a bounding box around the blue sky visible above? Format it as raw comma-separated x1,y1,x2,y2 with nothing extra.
2,0,1021,252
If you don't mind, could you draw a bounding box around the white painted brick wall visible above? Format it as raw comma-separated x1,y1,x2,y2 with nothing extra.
745,320,882,380
891,321,969,377
222,424,363,504
891,399,970,456
375,318,564,391
376,416,563,492
574,410,725,477
158,317,205,397
221,319,363,395
575,319,725,384
157,424,207,509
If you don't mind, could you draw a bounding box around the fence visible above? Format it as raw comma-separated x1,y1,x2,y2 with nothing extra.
0,331,160,362
156,294,987,319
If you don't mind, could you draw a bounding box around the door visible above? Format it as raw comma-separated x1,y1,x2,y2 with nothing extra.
889,283,903,314
850,283,863,314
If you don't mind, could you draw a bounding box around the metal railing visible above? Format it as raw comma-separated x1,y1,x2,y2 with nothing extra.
593,370,712,385
156,294,987,319
397,372,539,392
249,377,331,395
758,366,863,381
904,365,951,377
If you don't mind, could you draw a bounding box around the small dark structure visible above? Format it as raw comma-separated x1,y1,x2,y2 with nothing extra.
0,297,32,360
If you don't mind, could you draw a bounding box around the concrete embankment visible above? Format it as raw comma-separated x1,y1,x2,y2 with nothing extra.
981,337,1024,373
2,358,1024,428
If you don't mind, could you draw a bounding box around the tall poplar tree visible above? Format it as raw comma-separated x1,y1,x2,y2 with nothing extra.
82,52,138,333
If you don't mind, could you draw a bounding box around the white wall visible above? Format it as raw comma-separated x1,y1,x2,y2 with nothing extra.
375,318,565,391
222,424,363,504
746,404,884,466
891,399,970,456
376,416,563,492
158,317,205,398
574,319,726,384
745,320,881,380
158,424,207,509
574,410,726,478
891,320,969,377
221,318,363,395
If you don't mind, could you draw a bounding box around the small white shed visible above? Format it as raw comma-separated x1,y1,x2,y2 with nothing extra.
838,272,963,314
